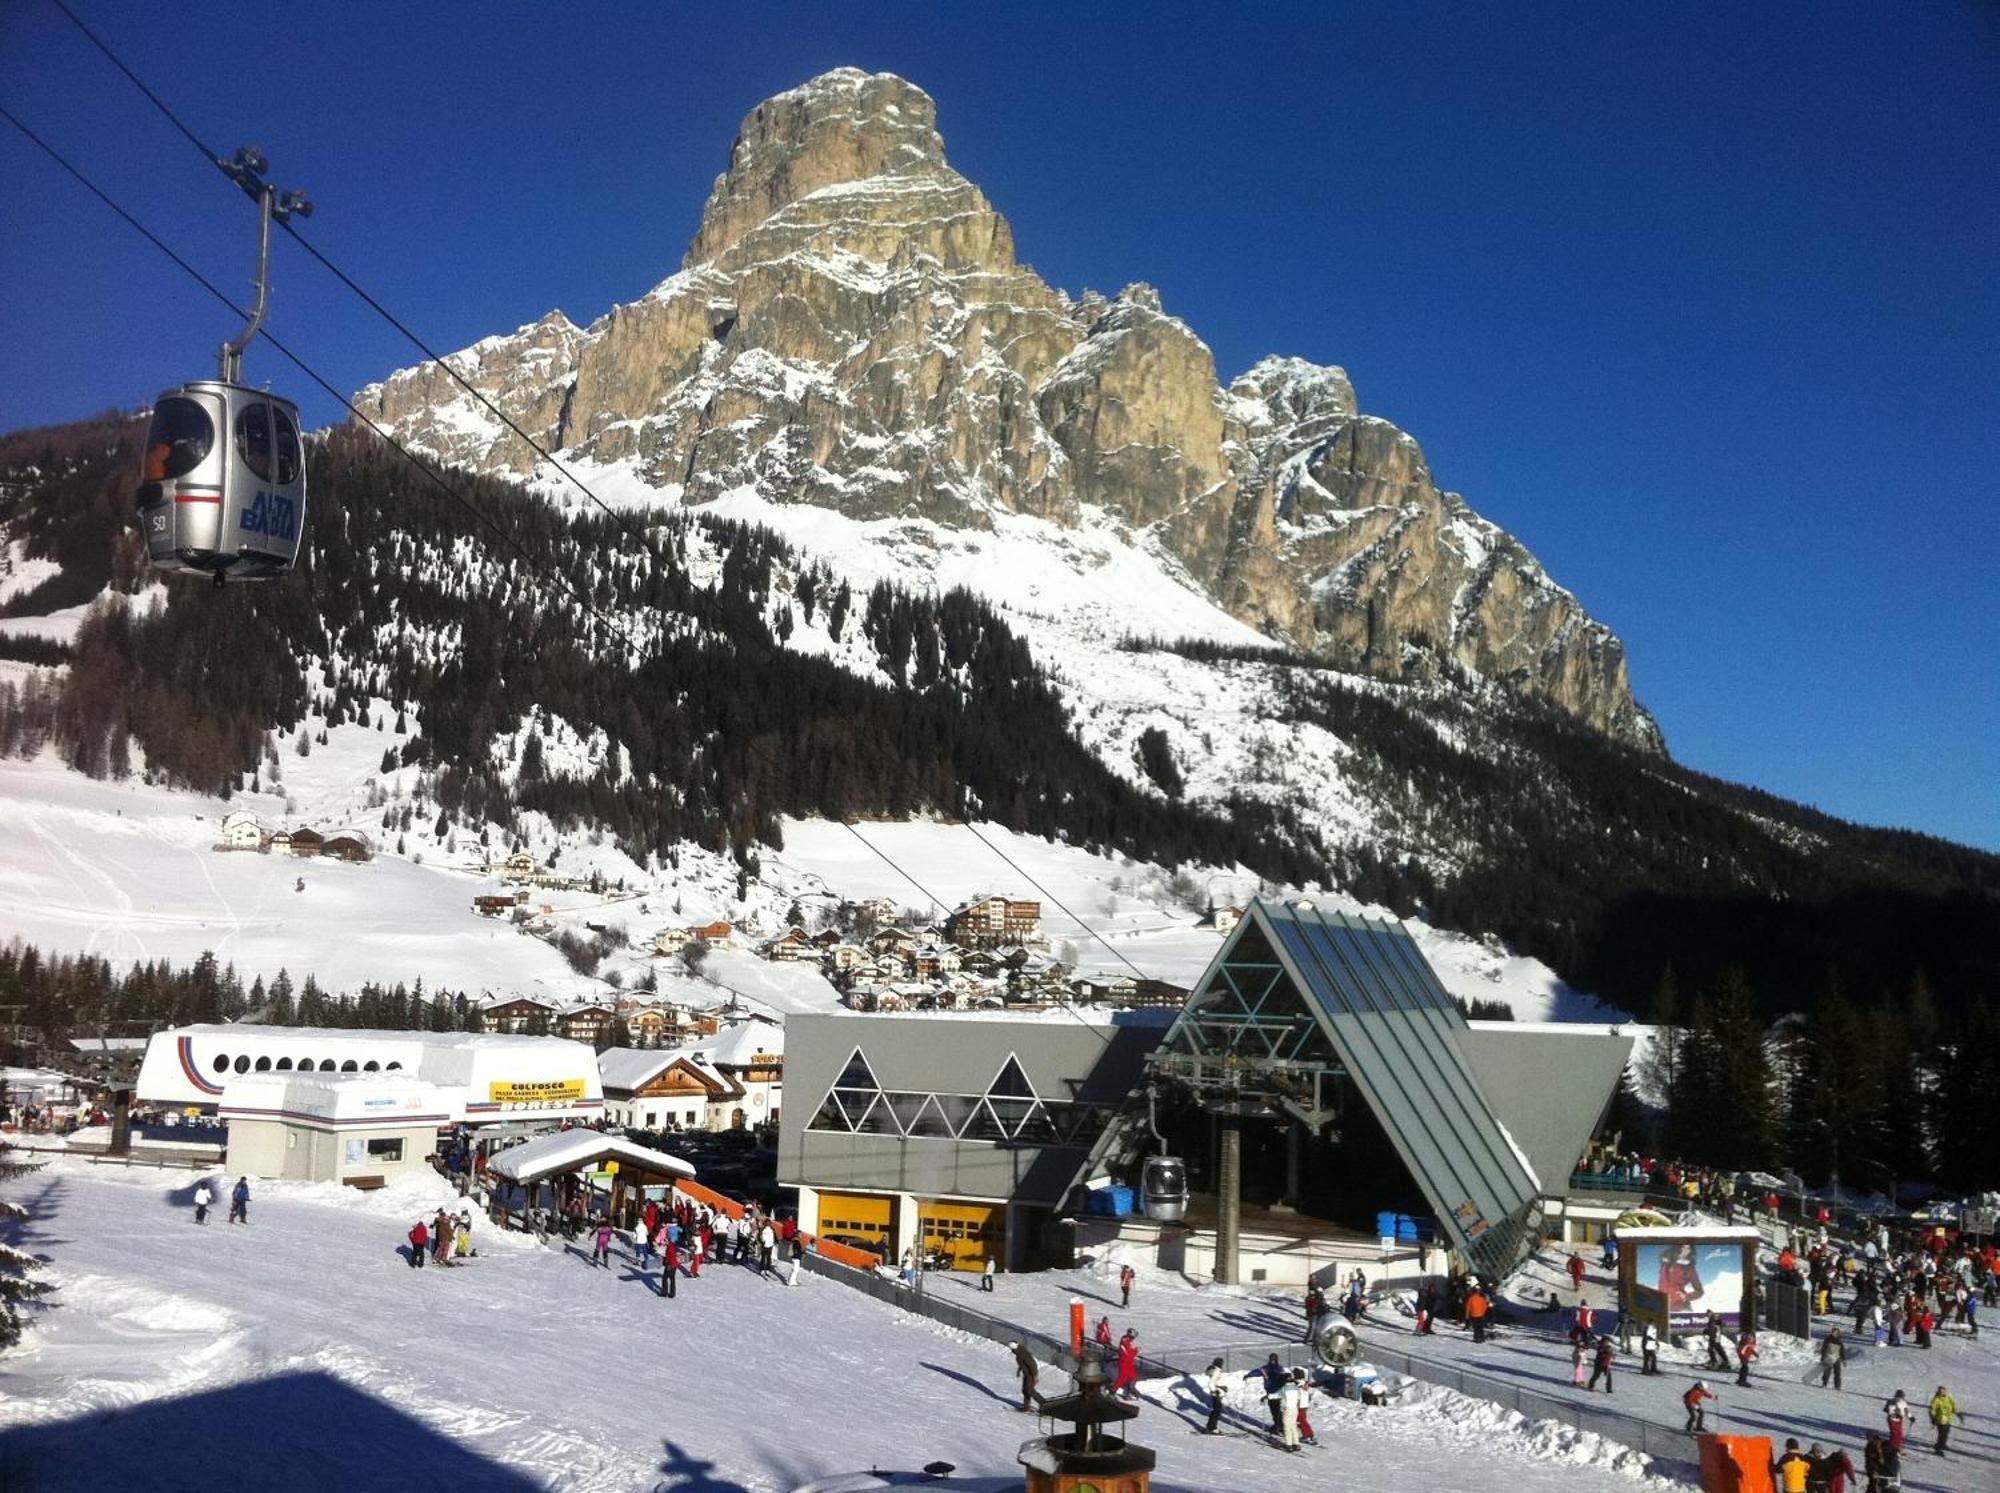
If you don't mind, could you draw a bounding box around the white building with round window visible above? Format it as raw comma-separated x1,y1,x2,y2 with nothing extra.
135,1023,605,1125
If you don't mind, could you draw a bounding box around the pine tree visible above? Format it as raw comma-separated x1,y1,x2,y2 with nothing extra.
0,1140,51,1349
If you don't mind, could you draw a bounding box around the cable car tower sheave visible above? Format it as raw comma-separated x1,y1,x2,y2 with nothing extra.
133,147,312,588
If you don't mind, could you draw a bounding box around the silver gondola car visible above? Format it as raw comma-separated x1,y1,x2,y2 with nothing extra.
1142,1154,1189,1221
135,381,305,581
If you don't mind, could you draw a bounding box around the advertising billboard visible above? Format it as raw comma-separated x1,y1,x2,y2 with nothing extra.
1628,1238,1748,1329
486,1078,587,1109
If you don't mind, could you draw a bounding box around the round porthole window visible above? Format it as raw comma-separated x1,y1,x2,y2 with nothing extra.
340,1060,358,1072
254,1056,272,1072
363,1061,380,1072
233,1055,251,1074
212,1054,230,1074
275,1058,293,1071
319,1059,336,1072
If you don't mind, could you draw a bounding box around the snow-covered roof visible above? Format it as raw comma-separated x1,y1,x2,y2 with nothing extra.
167,1023,560,1050
219,1071,451,1124
596,1048,679,1092
686,1021,784,1067
488,1129,694,1185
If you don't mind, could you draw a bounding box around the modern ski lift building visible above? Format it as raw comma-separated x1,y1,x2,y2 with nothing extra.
778,897,1631,1282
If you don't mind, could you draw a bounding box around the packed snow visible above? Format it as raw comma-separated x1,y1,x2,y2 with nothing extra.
0,1158,1703,1492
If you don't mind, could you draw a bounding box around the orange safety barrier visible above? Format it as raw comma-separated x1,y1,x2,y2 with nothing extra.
1698,1434,1773,1493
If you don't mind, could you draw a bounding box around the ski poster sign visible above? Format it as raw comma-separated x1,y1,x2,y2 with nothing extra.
487,1078,587,1110
1613,1226,1759,1330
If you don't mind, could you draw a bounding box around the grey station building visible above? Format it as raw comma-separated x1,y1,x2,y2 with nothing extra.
779,896,1632,1281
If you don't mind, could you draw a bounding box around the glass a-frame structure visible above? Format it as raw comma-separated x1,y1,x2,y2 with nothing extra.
1149,896,1542,1282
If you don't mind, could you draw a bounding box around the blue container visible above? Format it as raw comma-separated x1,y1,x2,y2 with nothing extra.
1103,1185,1135,1217
1376,1210,1399,1239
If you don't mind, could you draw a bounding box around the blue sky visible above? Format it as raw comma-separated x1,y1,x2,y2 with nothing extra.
2,2,1994,849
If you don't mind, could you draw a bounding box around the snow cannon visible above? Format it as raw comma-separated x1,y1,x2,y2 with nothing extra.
1314,1318,1361,1367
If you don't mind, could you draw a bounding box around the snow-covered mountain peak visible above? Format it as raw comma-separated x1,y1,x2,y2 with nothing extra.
352,69,1661,751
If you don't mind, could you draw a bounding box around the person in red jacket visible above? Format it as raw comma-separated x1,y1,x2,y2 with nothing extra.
1736,1332,1759,1386
1568,1254,1588,1291
407,1219,428,1270
1095,1316,1114,1349
1113,1329,1141,1400
660,1237,679,1299
1683,1380,1717,1433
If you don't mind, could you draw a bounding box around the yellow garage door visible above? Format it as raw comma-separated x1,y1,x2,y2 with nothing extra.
818,1191,895,1251
919,1200,1003,1271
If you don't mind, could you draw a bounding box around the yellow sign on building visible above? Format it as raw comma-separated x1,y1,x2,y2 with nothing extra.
487,1078,587,1107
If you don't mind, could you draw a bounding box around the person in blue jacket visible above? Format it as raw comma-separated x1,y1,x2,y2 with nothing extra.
1246,1353,1289,1430
228,1176,250,1224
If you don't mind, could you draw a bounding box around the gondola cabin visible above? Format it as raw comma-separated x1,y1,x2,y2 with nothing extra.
136,381,306,581
1141,1154,1188,1221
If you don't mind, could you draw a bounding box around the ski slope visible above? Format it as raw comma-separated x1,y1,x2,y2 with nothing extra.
0,746,1634,1027
0,1158,1690,1492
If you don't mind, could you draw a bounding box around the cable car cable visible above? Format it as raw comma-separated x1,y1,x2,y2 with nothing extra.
37,9,1190,1025
0,102,647,662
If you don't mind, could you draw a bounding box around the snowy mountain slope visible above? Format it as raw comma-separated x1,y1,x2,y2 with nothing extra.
356,67,1658,750
0,740,1627,1026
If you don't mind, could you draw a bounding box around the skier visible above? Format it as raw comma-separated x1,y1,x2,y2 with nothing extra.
1819,1442,1856,1493
1774,1437,1812,1493
1095,1316,1114,1352
785,1226,805,1287
432,1209,454,1266
660,1235,679,1299
1303,1285,1326,1343
1113,1329,1141,1400
1200,1358,1227,1434
228,1176,250,1224
758,1219,776,1274
1588,1336,1616,1394
1820,1327,1845,1390
1571,1338,1587,1387
1276,1369,1303,1452
982,1256,997,1293
1568,1253,1588,1292
1291,1367,1319,1446
1862,1431,1895,1493
1414,1282,1434,1335
591,1218,612,1268
1247,1353,1288,1431
455,1211,473,1260
192,1181,212,1225
1684,1380,1717,1433
1119,1263,1135,1308
1466,1285,1490,1343
1010,1340,1040,1412
1883,1389,1912,1454
1736,1331,1758,1387
407,1219,428,1269
1927,1385,1955,1455
1705,1312,1729,1370
635,1216,654,1270
689,1226,703,1278
1641,1321,1661,1375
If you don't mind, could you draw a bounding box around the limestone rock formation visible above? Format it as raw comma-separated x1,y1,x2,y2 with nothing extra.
356,67,1660,751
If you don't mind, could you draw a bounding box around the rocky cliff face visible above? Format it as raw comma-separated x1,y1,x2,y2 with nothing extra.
356,67,1660,751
